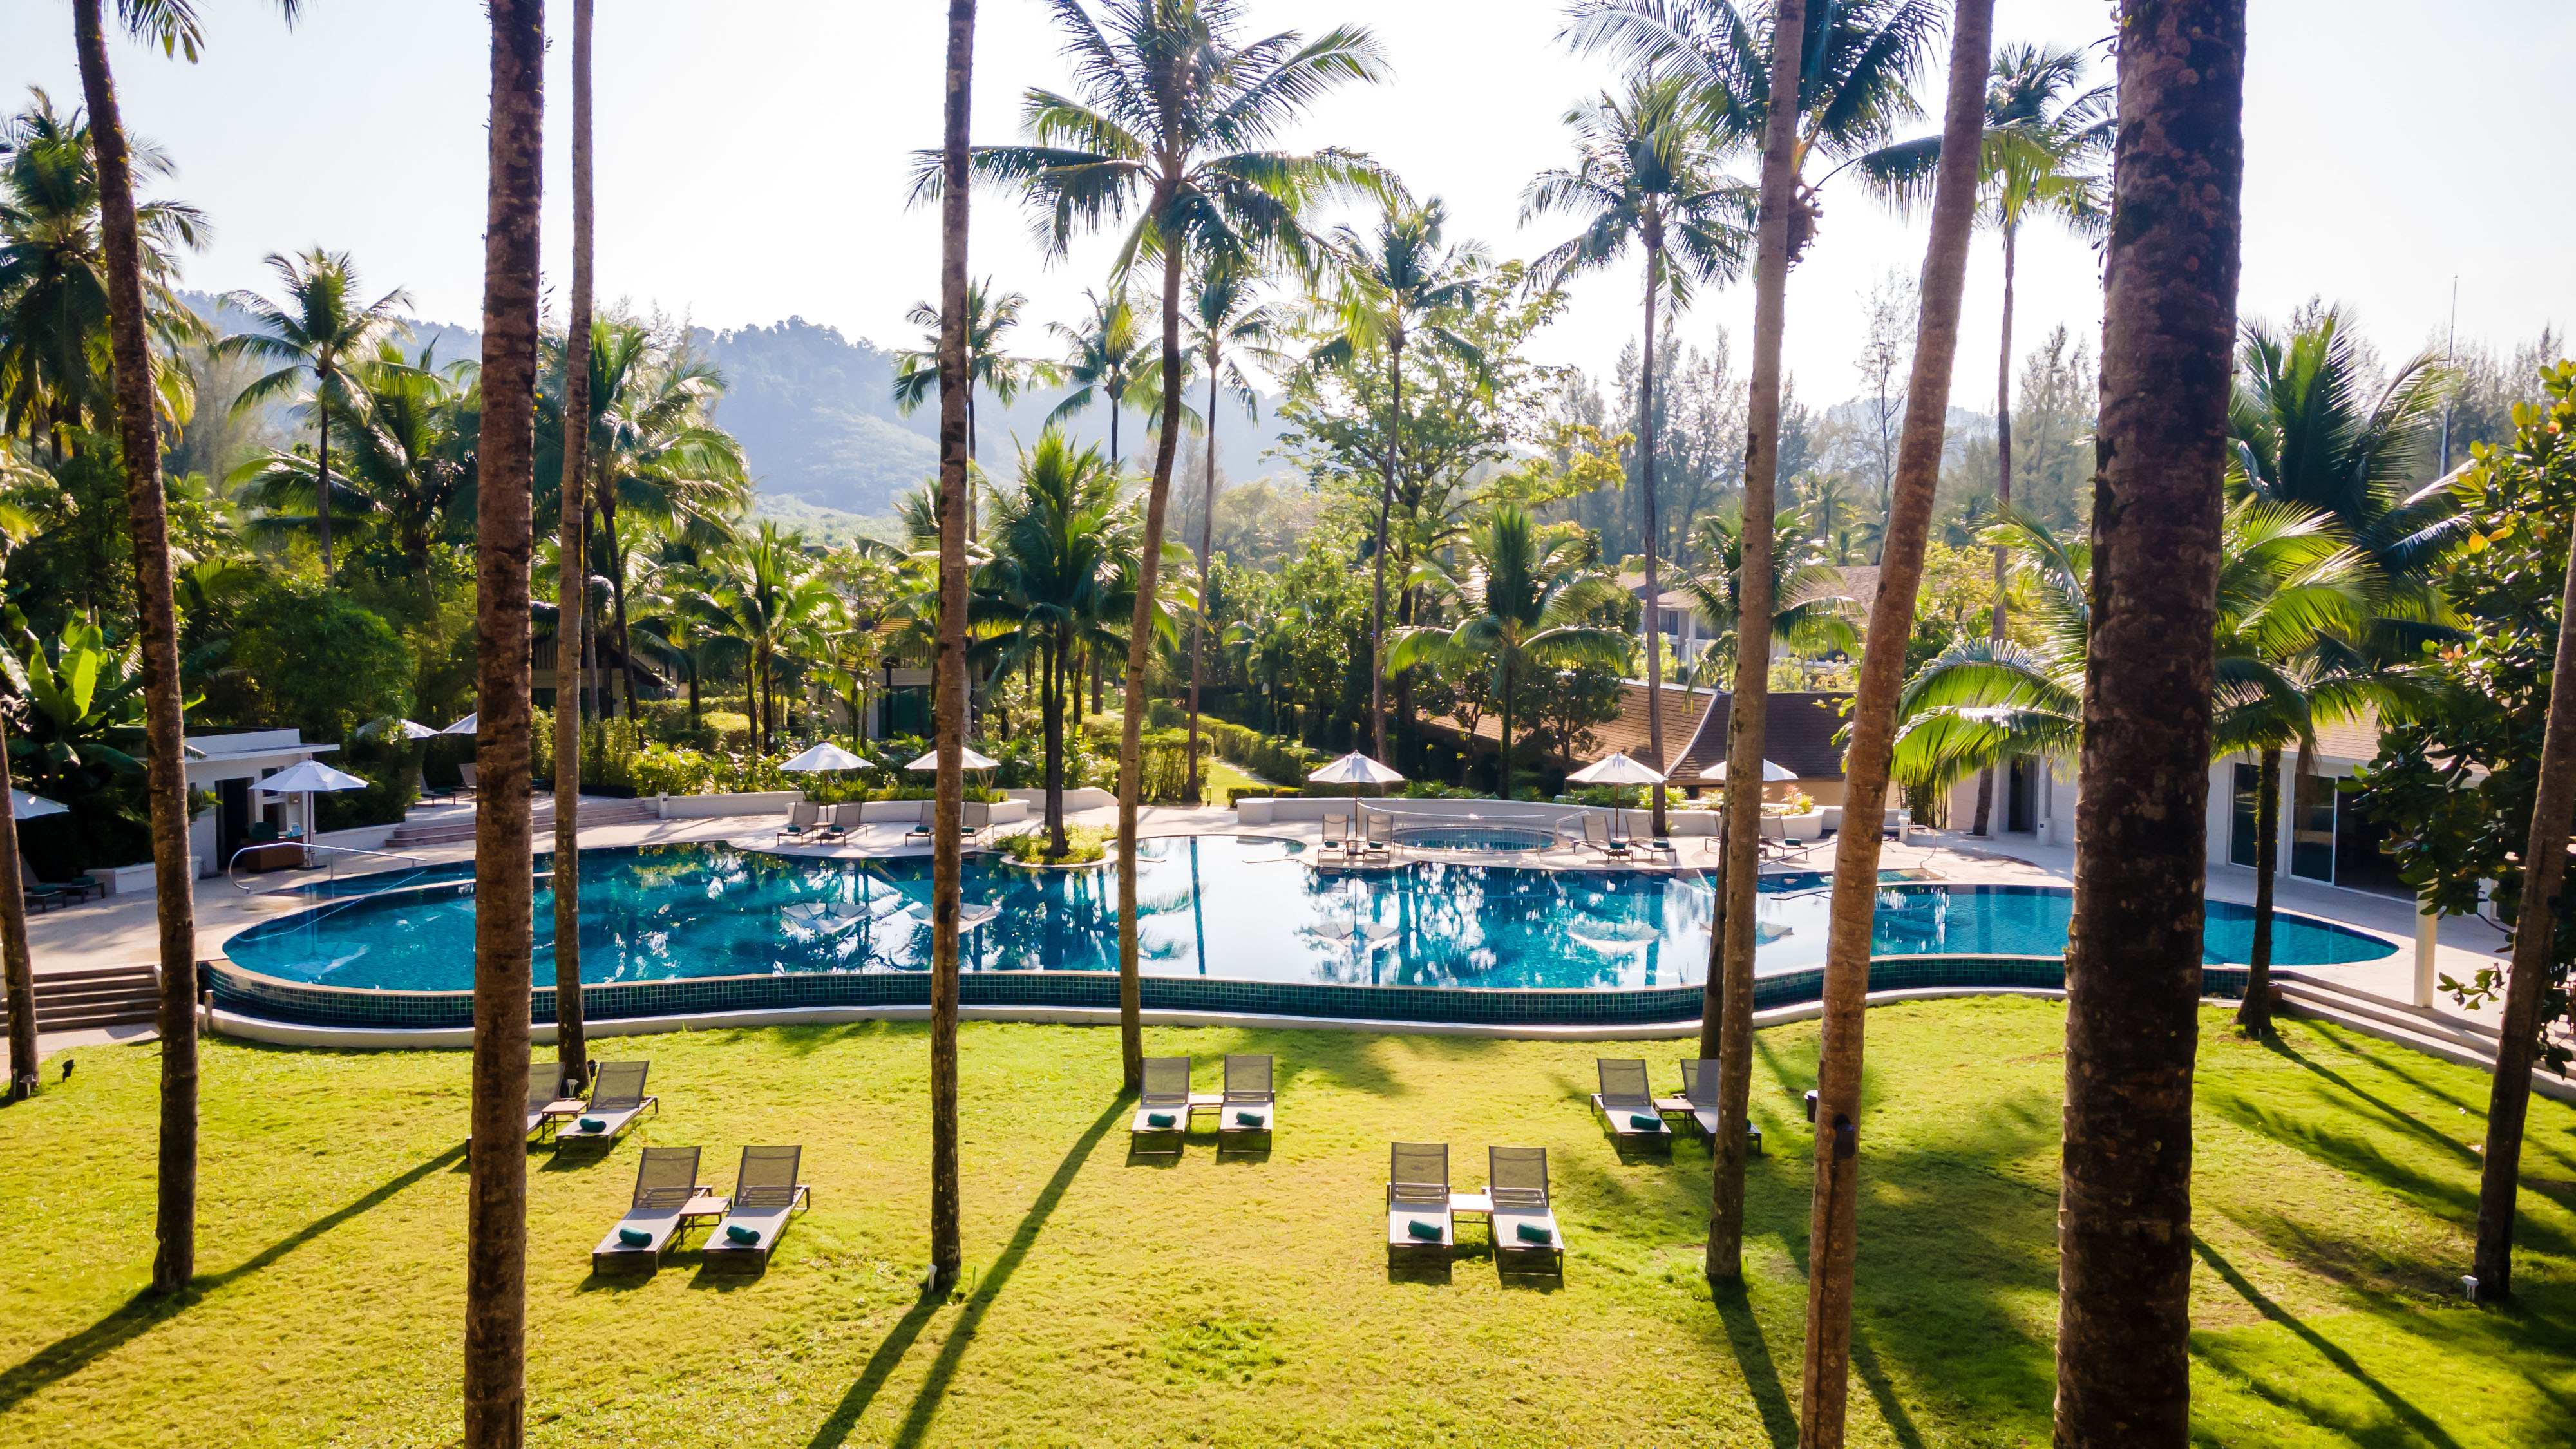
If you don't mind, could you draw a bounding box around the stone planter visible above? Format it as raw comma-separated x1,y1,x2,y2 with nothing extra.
96,858,200,895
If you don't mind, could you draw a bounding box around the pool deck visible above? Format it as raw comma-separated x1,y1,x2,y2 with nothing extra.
22,796,2508,1051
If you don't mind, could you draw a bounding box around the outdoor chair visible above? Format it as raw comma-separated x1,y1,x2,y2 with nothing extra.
21,858,100,904
1362,811,1392,858
1591,1059,1672,1148
557,1060,658,1145
1217,1054,1274,1148
903,802,933,846
459,763,478,794
1487,1146,1564,1274
1131,1056,1193,1154
524,1058,569,1139
700,1145,811,1271
590,1146,710,1273
1386,1141,1453,1263
776,800,823,845
1320,810,1350,859
818,802,861,842
1578,814,1631,862
1667,1059,1760,1153
960,800,992,846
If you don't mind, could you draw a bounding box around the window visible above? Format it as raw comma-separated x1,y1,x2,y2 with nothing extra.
2291,772,2336,882
2229,762,2260,867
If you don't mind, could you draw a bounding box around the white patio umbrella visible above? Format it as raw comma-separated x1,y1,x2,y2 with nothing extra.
10,790,66,820
361,717,440,741
1307,752,1404,788
439,713,478,735
904,747,1000,773
1566,752,1668,786
257,759,371,858
781,742,869,773
1697,757,1797,783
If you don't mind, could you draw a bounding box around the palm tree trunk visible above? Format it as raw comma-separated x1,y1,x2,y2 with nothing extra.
1642,245,1668,837
1796,10,1993,1440
3,717,40,1102
1702,0,1806,1292
462,0,544,1437
925,0,976,1295
1119,229,1188,1091
2058,3,2244,1440
551,0,596,1094
2233,746,2283,1036
609,546,639,721
1971,225,2019,839
1499,653,1515,802
71,0,202,1298
317,404,335,578
1045,627,1068,853
2474,471,2576,1298
1368,339,1403,763
1188,359,1217,801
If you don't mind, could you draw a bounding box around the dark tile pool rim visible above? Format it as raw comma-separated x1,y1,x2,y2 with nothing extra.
207,954,2254,1032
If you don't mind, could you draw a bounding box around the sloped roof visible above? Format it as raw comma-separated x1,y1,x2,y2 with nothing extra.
1672,690,1852,782
1422,679,1712,770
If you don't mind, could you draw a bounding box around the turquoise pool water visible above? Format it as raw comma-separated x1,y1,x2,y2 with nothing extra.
221,837,2396,994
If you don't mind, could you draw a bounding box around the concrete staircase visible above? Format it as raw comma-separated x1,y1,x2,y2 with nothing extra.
384,796,660,850
15,965,160,1036
2272,969,2573,1104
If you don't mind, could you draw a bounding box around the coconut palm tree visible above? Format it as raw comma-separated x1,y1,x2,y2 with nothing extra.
215,248,413,578
893,277,1055,472
0,486,48,1102
552,0,600,1093
692,524,834,752
1222,599,1306,735
933,0,1388,1090
1674,506,1859,688
1525,71,1756,833
1047,287,1151,465
1304,197,1484,767
1182,258,1276,799
1390,504,1630,802
2056,7,2244,1434
228,342,475,588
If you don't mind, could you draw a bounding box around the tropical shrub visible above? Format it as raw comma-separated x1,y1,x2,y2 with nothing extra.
231,580,415,741
996,824,1110,864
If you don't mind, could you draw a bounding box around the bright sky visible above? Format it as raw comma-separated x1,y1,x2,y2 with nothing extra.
4,0,2570,413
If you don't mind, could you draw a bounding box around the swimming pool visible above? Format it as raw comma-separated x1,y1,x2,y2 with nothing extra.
1390,823,1554,853
222,836,2394,998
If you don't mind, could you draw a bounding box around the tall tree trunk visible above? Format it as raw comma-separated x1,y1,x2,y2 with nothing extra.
1796,6,1992,1437
552,0,596,1094
1367,339,1404,765
316,403,334,578
609,543,638,721
1702,0,1805,1290
1045,627,1067,854
926,0,975,1294
71,0,202,1298
2,717,39,1101
1642,243,1668,835
2472,476,2576,1299
1499,654,1515,803
464,0,544,1440
1188,357,1217,801
2058,5,2244,1443
2235,745,2280,1036
1119,227,1188,1092
1972,225,2019,838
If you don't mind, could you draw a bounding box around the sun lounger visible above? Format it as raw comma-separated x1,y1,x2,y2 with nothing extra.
524,1058,567,1138
1579,814,1632,862
1486,1146,1565,1273
1361,810,1392,857
1320,810,1350,858
556,1059,657,1145
818,802,860,842
904,802,933,844
1217,1054,1274,1147
1387,1141,1452,1262
1131,1056,1191,1153
776,800,824,845
960,800,992,846
1667,1058,1762,1153
591,1146,710,1273
1592,1059,1672,1148
700,1146,811,1271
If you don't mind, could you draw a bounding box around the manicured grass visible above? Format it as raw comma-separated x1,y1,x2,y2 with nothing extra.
3,1001,2571,1447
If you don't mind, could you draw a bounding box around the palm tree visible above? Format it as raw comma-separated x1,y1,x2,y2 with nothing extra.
938,0,1388,1090
458,0,544,1439
692,524,833,752
2058,8,2245,1420
1525,71,1755,833
215,248,413,578
1182,258,1275,799
981,429,1135,851
553,0,600,1094
1306,197,1483,766
1390,504,1630,802
0,486,43,1102
1047,287,1151,465
1674,507,1859,688
1222,599,1305,735
229,342,475,585
926,0,978,1295
893,278,1057,537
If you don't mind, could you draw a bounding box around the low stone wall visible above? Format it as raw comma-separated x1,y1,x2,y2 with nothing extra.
1005,786,1116,811
656,790,801,819
1236,795,1727,837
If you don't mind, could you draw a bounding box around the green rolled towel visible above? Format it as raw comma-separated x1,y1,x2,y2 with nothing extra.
1628,1113,1661,1132
1146,1112,1176,1128
725,1224,761,1245
1234,1110,1263,1127
1515,1222,1551,1245
1406,1218,1442,1242
578,1117,606,1133
616,1226,652,1247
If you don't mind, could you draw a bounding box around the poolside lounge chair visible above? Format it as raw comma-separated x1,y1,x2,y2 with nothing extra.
960,800,992,846
1591,1059,1672,1148
524,1059,567,1138
1387,1141,1453,1263
1667,1059,1761,1154
21,858,100,905
591,1146,711,1273
1131,1056,1192,1153
700,1145,811,1272
459,762,477,794
557,1060,658,1145
1486,1146,1565,1274
1217,1054,1274,1148
1361,810,1392,858
776,800,824,845
1578,814,1632,862
904,802,933,845
817,802,860,842
1320,810,1350,859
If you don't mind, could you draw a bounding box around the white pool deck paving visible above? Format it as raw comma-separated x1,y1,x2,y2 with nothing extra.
23,795,2512,1052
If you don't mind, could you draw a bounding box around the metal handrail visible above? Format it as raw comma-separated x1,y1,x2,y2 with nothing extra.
228,840,428,895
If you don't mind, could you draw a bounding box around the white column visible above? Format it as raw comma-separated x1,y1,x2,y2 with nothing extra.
2414,892,2440,1009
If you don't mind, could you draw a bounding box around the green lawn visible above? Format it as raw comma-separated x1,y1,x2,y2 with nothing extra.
4,1001,2572,1447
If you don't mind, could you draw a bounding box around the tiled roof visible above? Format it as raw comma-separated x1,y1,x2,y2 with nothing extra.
1671,690,1852,782
1421,679,1714,770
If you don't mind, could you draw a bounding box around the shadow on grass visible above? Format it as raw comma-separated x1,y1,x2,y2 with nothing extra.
2191,1235,2467,1449
1850,1322,1929,1449
0,1141,465,1416
2265,1036,2486,1166
1709,1282,1799,1448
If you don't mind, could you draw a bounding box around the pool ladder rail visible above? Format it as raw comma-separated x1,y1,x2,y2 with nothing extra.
228,841,431,896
